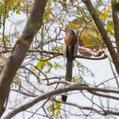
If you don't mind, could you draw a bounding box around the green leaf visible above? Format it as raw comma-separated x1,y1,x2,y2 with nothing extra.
106,21,114,35
33,60,52,73
37,61,47,69
43,8,51,21
53,63,61,70
61,0,67,9
80,26,103,49
100,6,111,21
49,101,62,118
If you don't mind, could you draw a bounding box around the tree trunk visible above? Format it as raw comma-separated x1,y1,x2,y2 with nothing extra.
0,0,47,117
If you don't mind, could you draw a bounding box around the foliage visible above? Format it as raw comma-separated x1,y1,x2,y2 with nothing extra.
48,101,62,118
0,0,24,28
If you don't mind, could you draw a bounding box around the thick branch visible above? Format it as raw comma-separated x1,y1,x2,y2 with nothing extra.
3,84,119,119
83,0,119,75
60,101,119,116
0,0,47,116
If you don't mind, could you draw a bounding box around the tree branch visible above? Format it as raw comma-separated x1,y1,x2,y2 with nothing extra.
3,84,119,119
82,0,119,74
0,0,47,116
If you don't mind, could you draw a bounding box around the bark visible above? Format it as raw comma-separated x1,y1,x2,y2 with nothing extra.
0,0,47,117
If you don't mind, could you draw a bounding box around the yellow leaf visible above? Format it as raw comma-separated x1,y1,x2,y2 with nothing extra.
0,0,4,4
79,26,103,49
65,17,87,30
100,6,111,21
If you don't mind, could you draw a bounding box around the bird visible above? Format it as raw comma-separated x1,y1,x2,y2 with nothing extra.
62,28,78,102
64,28,78,59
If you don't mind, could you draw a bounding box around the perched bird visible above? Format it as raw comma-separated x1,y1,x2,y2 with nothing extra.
64,28,78,59
62,28,78,102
